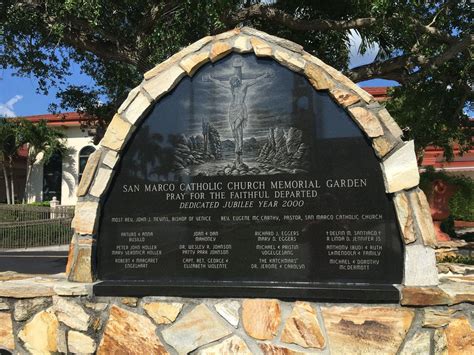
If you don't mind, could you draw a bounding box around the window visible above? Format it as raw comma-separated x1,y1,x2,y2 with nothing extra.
43,152,62,202
78,146,96,183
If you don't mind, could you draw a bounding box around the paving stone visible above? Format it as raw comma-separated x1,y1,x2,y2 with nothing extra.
404,243,439,286
19,310,59,354
100,113,134,152
76,149,102,197
381,140,419,193
399,331,431,355
321,306,414,354
14,297,50,321
0,312,14,351
242,299,281,340
214,300,240,328
348,106,384,137
198,335,252,355
52,296,90,331
281,301,325,349
161,304,231,354
329,88,360,107
68,330,96,354
143,301,183,324
97,305,167,355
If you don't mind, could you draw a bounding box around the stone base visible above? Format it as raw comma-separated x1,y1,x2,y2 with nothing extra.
93,281,400,302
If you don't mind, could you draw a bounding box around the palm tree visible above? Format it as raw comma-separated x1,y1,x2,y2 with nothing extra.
0,119,19,204
17,119,67,204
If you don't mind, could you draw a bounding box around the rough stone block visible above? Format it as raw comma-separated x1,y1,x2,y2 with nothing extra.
68,237,95,283
242,299,281,340
209,41,232,62
142,65,186,102
250,37,273,57
303,53,373,103
198,335,252,355
144,36,213,80
377,108,403,138
214,28,240,41
322,306,414,355
281,301,325,349
76,149,102,197
143,302,183,324
404,243,439,286
53,296,90,331
0,312,14,351
97,305,167,355
14,297,50,321
117,86,140,114
409,188,437,248
348,107,384,137
399,331,431,355
273,49,306,72
233,35,252,53
381,140,419,193
393,191,417,244
372,135,399,158
214,300,240,328
89,167,113,198
71,201,99,235
443,317,474,354
304,63,334,90
329,88,360,107
68,331,96,354
180,51,210,76
100,114,134,152
102,149,119,170
242,27,303,53
162,304,231,354
19,310,59,354
121,92,151,126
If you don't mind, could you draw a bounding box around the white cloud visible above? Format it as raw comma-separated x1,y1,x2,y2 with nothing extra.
0,95,23,118
348,30,379,69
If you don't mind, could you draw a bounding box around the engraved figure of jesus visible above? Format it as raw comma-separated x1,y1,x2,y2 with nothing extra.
203,58,271,166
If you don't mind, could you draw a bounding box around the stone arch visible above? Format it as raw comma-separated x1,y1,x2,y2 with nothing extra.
68,27,438,289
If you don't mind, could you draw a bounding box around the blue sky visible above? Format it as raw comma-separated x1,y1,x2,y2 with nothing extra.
0,31,398,118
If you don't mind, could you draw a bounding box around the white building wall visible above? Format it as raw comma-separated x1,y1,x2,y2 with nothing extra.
26,126,97,205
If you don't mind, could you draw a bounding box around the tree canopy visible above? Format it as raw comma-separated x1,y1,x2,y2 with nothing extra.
1,0,472,158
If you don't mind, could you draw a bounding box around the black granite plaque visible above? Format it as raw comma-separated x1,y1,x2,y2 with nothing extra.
94,54,403,301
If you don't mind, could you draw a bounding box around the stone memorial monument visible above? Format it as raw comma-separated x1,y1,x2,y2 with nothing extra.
67,28,438,302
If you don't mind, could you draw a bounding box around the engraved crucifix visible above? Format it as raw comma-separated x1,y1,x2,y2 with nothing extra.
203,57,271,167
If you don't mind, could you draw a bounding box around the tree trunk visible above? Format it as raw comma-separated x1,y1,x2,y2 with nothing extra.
1,163,11,204
8,159,15,204
23,158,33,204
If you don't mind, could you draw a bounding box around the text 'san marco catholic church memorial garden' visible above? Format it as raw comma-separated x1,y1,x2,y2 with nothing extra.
1,28,473,355
68,27,438,301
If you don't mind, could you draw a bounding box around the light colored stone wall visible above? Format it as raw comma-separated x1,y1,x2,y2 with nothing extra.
0,270,472,354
